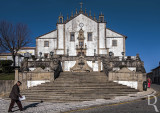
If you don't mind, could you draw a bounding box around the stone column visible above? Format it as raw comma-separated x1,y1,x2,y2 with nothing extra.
15,68,19,82
98,59,101,72
137,73,143,91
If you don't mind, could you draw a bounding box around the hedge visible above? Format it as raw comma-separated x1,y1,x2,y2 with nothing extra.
0,60,13,73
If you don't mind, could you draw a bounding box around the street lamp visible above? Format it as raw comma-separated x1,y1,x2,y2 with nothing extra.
39,52,42,61
50,51,54,56
121,52,125,61
121,52,125,56
39,52,42,57
85,43,87,49
94,49,96,56
67,49,69,56
109,51,113,57
50,51,54,59
23,52,30,71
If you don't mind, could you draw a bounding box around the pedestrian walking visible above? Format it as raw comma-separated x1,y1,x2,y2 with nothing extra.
147,77,152,88
8,81,23,112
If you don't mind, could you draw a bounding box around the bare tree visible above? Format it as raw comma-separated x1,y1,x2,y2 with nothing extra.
0,21,30,67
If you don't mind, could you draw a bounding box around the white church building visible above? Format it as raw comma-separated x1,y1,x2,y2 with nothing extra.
35,7,127,72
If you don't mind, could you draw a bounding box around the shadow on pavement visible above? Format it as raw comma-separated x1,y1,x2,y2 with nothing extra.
23,102,40,110
153,83,160,85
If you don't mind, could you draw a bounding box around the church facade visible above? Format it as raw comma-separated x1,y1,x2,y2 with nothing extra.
36,8,127,72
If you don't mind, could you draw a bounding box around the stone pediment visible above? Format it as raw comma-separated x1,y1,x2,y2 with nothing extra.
106,28,127,38
118,67,132,73
65,14,97,25
36,30,57,39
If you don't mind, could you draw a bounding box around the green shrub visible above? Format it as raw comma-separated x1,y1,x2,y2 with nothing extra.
0,60,13,73
2,66,13,73
0,68,2,73
0,60,13,67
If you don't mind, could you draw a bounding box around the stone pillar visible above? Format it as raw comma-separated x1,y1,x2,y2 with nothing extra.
98,59,101,72
137,73,144,91
50,72,55,82
15,68,19,82
62,60,65,72
137,81,143,92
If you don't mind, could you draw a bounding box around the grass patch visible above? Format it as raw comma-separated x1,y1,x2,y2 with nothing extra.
0,72,15,80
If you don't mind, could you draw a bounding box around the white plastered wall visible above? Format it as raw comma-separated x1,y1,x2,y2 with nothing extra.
64,61,76,71
106,37,124,56
99,23,107,55
106,29,125,56
37,30,57,56
37,39,57,56
114,81,138,89
65,14,98,56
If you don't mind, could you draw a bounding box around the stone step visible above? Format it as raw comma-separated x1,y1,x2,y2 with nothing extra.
24,98,107,103
22,93,133,97
22,89,138,93
38,83,122,86
22,93,137,97
28,86,132,90
22,91,136,95
25,95,112,100
34,83,121,87
19,72,138,102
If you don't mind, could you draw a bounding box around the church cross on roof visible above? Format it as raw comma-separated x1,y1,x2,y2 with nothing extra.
80,2,83,10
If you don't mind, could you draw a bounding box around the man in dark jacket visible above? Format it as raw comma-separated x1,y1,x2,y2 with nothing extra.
8,81,23,112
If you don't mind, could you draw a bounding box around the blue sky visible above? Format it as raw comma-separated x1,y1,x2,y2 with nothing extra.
0,0,160,72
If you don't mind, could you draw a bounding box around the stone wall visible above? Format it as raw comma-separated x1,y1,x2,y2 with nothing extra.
0,80,15,97
15,68,54,90
108,67,146,91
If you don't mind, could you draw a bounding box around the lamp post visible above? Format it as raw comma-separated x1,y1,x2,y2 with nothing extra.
67,49,69,57
109,51,113,57
39,52,42,60
23,52,30,71
121,52,125,56
94,49,96,56
50,51,54,59
121,52,125,61
85,43,87,49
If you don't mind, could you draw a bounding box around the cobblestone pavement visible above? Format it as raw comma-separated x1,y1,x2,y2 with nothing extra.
0,85,157,113
66,84,160,113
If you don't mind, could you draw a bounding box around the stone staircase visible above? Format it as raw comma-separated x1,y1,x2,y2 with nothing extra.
21,72,138,102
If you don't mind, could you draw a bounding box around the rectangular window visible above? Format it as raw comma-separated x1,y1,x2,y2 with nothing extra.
88,32,92,41
112,40,117,46
44,41,49,47
70,32,75,41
